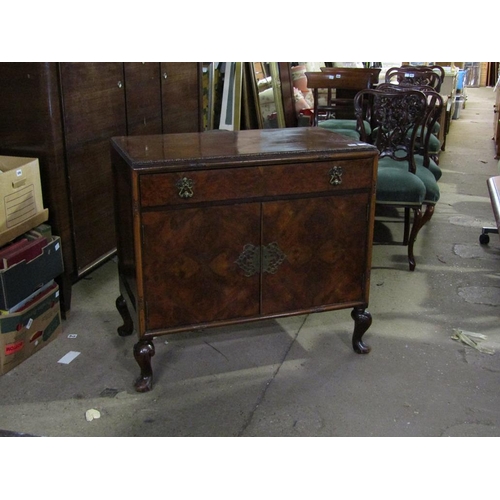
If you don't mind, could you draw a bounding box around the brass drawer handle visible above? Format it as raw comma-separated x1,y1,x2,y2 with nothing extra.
329,166,343,186
176,177,195,198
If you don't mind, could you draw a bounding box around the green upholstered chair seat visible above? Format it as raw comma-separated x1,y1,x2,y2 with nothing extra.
319,118,371,135
405,125,441,154
415,131,441,154
379,154,442,181
414,154,442,181
376,166,426,204
378,158,440,204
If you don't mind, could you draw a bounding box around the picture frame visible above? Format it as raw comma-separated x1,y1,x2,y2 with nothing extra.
202,62,216,130
219,62,243,131
269,62,286,128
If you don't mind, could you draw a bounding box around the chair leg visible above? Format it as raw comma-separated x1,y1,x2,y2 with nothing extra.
403,207,411,245
421,203,435,227
407,204,435,271
407,207,423,271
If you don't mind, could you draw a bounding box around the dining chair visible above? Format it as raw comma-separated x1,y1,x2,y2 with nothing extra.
385,67,442,93
376,82,444,181
354,86,440,270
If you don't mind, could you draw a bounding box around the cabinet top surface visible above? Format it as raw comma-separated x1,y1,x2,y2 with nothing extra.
111,128,377,170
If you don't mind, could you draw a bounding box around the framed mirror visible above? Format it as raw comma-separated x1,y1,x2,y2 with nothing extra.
253,62,286,128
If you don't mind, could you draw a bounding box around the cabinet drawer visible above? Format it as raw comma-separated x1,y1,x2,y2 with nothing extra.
140,157,374,207
140,167,263,207
262,158,374,196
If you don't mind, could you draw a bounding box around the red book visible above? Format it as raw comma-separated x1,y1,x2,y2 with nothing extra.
0,238,30,270
2,237,48,269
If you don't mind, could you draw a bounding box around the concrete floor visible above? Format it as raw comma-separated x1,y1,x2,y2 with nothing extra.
0,87,499,438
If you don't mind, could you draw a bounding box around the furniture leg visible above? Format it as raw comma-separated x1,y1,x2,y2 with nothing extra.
403,207,410,245
407,207,423,271
133,339,155,393
420,203,435,227
408,204,434,271
351,307,372,354
116,294,134,337
56,273,73,319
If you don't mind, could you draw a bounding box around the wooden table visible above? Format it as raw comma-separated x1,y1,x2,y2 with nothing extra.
111,128,379,392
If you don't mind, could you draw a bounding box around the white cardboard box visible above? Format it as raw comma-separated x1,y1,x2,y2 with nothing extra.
0,156,48,246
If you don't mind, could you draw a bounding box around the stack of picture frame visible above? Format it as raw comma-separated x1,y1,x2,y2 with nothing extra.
202,62,288,131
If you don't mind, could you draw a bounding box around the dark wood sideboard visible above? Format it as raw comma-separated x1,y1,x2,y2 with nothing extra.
111,128,379,392
0,62,203,315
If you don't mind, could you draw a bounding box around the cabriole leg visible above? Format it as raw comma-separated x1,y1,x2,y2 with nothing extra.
133,339,155,393
116,295,134,337
351,307,372,354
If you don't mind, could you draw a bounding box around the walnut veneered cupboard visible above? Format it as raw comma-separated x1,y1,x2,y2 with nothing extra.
111,128,379,392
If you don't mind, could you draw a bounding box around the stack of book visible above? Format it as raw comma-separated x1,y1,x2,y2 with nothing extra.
0,233,48,271
0,223,64,375
0,224,60,314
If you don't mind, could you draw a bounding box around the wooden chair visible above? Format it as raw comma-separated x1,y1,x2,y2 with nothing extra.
383,68,445,156
304,69,379,136
385,66,442,92
376,82,444,181
354,86,440,271
400,64,445,86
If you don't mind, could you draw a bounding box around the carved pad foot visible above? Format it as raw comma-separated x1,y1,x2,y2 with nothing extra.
351,307,372,354
116,295,134,337
133,340,156,392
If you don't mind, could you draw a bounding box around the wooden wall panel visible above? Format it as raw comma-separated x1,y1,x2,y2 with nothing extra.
161,62,203,133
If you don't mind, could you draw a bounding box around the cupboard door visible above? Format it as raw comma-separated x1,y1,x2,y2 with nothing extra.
141,203,261,331
124,62,162,135
161,62,202,133
60,63,126,275
261,193,370,315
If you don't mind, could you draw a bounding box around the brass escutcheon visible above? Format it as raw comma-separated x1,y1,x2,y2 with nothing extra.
176,177,195,198
262,242,286,274
235,242,287,276
329,166,343,186
235,244,260,277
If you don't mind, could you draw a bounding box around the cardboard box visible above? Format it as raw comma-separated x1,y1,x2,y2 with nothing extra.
0,236,64,311
0,156,49,247
0,284,62,375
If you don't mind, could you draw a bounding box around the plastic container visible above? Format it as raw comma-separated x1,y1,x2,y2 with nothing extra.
453,96,465,119
457,69,467,91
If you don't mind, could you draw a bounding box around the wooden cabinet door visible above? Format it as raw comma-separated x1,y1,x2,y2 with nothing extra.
59,62,126,275
160,62,202,133
141,203,261,331
261,193,370,315
124,62,162,135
